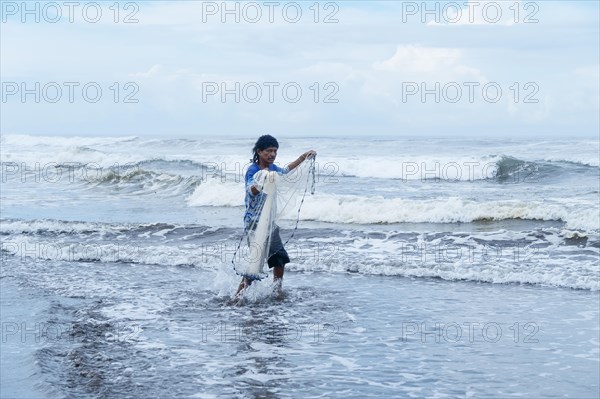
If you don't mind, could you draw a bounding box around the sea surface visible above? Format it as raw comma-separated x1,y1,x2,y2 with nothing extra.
1,134,599,398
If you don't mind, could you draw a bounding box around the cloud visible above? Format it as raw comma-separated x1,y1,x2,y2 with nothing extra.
365,45,487,102
129,64,163,78
1,1,597,137
507,94,551,123
575,65,600,81
426,0,524,26
374,46,473,75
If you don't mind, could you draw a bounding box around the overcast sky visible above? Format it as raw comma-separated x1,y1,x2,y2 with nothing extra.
1,0,598,138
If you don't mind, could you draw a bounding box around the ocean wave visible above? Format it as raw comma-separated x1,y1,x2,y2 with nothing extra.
0,160,205,196
0,218,237,240
186,179,244,207
1,134,139,148
3,222,597,290
301,195,599,231
292,255,599,291
186,180,599,232
539,155,600,168
494,156,541,181
326,154,503,180
85,167,202,196
328,154,596,181
46,158,209,174
3,134,596,182
291,229,599,290
0,219,172,236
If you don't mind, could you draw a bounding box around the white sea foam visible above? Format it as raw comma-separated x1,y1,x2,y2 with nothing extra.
186,179,244,207
0,218,124,235
2,134,139,147
186,180,599,232
3,227,597,290
298,194,600,231
290,232,600,291
328,154,507,180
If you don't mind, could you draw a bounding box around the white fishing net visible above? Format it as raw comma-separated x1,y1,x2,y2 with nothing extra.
233,157,316,280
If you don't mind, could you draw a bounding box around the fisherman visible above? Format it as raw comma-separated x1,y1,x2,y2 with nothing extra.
235,135,316,297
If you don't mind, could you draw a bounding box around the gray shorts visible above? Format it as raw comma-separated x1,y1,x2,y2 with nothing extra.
267,226,290,268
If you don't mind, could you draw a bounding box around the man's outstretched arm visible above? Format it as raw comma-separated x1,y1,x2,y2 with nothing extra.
287,150,317,171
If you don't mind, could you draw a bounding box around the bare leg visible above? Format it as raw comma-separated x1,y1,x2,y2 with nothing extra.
273,266,284,281
273,266,284,298
235,277,252,297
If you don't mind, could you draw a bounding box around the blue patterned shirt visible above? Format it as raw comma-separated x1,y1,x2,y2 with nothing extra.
244,163,288,228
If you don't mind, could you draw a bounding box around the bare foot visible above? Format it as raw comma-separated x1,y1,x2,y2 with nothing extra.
273,280,284,299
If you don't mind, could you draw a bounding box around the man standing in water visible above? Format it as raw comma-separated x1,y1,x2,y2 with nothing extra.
236,135,316,298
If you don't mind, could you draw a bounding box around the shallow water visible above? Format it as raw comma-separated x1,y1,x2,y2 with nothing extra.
2,259,598,398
